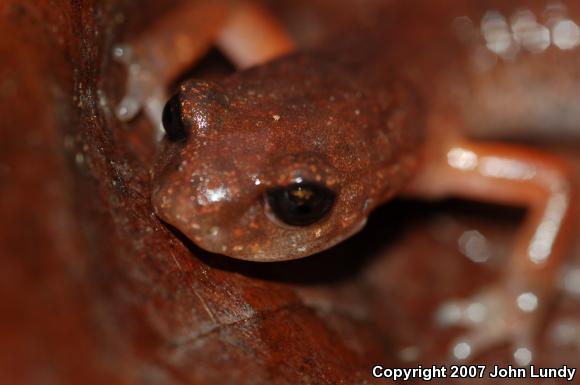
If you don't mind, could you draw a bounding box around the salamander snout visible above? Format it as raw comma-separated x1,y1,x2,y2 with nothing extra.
151,148,370,261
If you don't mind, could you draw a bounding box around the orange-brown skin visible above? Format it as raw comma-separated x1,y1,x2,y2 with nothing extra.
120,0,578,365
114,0,294,125
151,58,421,261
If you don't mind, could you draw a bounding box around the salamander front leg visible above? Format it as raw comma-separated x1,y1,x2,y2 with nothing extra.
404,140,576,365
113,0,294,135
215,1,296,69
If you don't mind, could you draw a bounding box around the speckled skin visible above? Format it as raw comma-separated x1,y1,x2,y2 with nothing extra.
151,0,580,262
151,54,421,261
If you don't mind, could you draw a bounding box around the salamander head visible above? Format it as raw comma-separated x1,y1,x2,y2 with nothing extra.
151,55,420,261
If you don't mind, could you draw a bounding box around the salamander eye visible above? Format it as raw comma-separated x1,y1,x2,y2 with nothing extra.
266,182,336,226
162,94,187,141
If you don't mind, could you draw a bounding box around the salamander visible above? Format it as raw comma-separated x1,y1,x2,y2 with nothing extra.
115,0,578,366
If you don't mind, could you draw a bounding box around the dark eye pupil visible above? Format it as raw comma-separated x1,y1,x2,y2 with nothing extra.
162,94,187,141
266,182,335,226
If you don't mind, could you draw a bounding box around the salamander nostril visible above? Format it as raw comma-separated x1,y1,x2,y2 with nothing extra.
162,93,188,141
266,182,335,226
